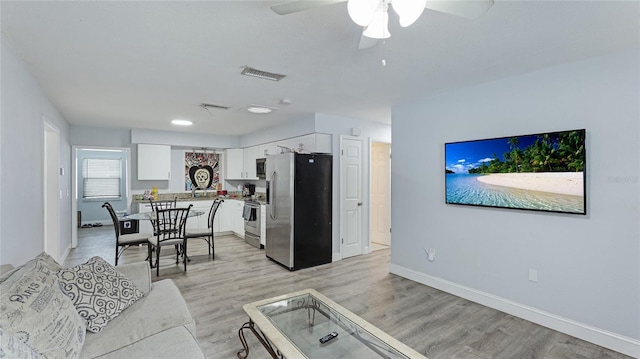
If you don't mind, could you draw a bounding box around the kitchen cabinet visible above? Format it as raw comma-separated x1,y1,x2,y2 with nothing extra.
313,133,332,153
224,149,244,179
184,200,213,230
135,202,154,235
271,133,332,155
259,143,275,157
138,144,171,180
228,200,245,238
243,146,260,180
296,133,332,153
217,200,232,233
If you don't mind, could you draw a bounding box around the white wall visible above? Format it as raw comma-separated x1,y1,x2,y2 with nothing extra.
390,52,639,355
131,128,238,148
71,125,131,148
1,37,72,266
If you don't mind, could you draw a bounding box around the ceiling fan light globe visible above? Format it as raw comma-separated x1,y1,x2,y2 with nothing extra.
392,0,427,27
347,0,379,26
362,9,390,39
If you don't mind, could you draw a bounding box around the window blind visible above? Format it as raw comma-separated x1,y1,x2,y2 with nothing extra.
82,158,122,199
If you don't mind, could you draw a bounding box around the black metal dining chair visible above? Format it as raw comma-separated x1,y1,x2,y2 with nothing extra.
102,202,152,266
184,199,223,259
147,205,192,276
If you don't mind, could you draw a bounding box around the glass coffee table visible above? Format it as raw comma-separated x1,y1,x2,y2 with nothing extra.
237,289,426,359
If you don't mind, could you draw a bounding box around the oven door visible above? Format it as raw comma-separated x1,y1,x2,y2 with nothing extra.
244,202,261,246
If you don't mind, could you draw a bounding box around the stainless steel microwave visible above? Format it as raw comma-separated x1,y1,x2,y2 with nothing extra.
256,158,266,179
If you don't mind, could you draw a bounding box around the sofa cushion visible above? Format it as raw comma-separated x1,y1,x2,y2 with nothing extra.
0,252,61,284
80,279,195,358
91,326,205,359
0,328,44,359
57,256,144,333
0,254,86,358
112,261,152,295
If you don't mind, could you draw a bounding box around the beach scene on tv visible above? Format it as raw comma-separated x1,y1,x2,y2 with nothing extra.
445,130,585,214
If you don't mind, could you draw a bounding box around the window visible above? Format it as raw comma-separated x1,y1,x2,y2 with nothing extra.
82,158,122,199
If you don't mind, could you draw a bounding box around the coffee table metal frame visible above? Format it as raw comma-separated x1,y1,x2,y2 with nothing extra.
237,288,426,359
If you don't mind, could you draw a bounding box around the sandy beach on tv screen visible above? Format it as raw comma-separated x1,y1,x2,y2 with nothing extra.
476,172,584,196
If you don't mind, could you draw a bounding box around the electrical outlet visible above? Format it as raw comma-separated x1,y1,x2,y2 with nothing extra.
528,268,538,282
424,248,435,261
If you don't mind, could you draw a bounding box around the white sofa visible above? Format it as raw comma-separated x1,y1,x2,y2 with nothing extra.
0,256,206,359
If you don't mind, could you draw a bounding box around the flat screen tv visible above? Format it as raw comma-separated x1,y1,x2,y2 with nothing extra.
445,129,586,215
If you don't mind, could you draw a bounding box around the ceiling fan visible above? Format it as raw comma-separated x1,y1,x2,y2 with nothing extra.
271,0,495,49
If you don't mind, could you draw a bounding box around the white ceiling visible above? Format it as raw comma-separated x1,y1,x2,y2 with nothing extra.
1,1,637,136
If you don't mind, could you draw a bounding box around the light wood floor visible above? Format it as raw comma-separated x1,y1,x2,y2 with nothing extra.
68,226,631,359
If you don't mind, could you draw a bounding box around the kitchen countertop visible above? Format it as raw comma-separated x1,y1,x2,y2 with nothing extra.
133,193,266,205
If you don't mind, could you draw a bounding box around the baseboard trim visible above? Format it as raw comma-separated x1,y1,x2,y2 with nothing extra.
389,264,639,358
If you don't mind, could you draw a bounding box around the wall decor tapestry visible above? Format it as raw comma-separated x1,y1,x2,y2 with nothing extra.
185,151,219,191
445,129,586,215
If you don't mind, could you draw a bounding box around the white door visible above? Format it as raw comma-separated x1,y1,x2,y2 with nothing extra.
341,136,364,259
44,120,60,262
371,142,391,246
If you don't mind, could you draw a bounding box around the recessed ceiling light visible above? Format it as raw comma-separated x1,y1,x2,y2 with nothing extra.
247,106,272,114
171,119,193,126
247,105,278,114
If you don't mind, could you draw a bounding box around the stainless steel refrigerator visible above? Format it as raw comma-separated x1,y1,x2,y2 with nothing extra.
266,153,332,271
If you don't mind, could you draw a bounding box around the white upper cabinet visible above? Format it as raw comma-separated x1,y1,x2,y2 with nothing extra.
314,133,332,153
243,146,260,180
272,133,332,155
224,149,244,179
138,144,171,180
259,143,276,157
223,133,332,181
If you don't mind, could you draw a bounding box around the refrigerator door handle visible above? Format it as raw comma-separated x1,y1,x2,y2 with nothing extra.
270,171,277,220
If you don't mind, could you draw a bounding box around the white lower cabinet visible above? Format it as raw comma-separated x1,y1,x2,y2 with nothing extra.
135,198,250,240
217,201,232,233
184,200,213,230
228,200,245,238
135,203,154,235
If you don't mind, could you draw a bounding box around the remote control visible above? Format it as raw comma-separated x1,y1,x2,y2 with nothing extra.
319,332,338,344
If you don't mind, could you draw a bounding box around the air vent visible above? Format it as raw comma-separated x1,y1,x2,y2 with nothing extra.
200,103,229,111
241,66,286,81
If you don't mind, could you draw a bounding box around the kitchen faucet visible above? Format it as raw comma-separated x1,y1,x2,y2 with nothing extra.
191,186,207,198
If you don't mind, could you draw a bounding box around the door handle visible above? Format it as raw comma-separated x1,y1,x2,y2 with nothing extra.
269,171,277,220
357,202,363,206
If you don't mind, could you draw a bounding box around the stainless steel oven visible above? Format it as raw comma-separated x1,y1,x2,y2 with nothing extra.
244,200,261,248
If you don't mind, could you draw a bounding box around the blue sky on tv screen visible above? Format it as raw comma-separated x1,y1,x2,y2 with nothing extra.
445,135,537,174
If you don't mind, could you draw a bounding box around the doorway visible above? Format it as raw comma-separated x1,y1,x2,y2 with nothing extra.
340,136,364,259
72,147,130,248
44,119,60,261
370,142,391,250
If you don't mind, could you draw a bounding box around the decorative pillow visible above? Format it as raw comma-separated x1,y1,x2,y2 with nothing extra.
0,327,44,359
0,254,86,358
0,252,61,284
56,256,144,333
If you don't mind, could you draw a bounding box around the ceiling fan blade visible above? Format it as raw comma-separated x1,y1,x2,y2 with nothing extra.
425,0,494,19
271,0,347,15
358,32,380,50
